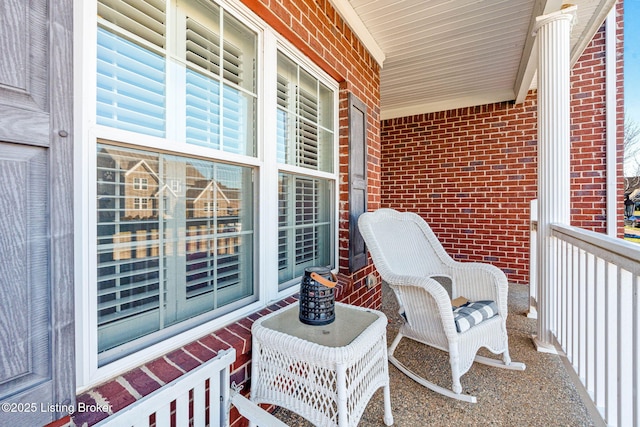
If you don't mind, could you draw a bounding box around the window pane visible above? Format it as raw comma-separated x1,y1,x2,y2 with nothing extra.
183,4,257,156
223,12,257,94
319,82,333,129
276,52,334,172
97,0,257,156
277,173,333,286
186,68,221,149
97,27,166,137
97,143,254,354
97,0,166,49
222,84,255,155
276,53,296,164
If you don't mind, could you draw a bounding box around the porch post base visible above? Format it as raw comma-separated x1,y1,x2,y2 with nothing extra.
532,334,558,354
527,296,538,319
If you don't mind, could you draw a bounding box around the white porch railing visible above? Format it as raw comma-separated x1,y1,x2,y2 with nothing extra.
530,214,640,427
93,348,287,427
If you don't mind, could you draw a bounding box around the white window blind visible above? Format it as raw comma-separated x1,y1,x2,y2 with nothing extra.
276,73,290,164
97,0,167,137
276,52,333,173
276,51,335,287
277,173,332,285
184,8,257,155
297,88,319,169
98,0,166,48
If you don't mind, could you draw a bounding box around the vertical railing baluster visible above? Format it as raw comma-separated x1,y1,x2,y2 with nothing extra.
565,245,578,368
618,270,633,425
175,392,189,427
585,252,595,397
528,200,538,319
578,248,586,381
193,381,206,426
156,403,171,427
594,257,606,409
571,244,580,367
634,273,639,427
560,239,567,348
605,264,620,425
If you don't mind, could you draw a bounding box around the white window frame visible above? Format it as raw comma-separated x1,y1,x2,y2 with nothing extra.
74,0,339,390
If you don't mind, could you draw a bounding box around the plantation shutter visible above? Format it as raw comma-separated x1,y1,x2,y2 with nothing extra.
184,12,254,155
294,177,319,266
297,87,319,169
348,93,368,272
185,16,223,150
276,52,334,286
276,72,290,163
277,173,332,284
97,0,167,137
0,0,74,424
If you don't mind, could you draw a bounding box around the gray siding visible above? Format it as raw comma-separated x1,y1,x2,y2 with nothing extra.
0,0,75,424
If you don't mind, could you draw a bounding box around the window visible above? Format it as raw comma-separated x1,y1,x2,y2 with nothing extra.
97,0,257,155
133,178,148,190
97,143,253,356
277,173,333,285
276,51,335,288
276,52,334,172
132,197,149,210
84,0,337,372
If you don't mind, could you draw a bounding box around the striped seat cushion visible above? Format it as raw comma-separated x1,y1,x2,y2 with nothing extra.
453,300,498,333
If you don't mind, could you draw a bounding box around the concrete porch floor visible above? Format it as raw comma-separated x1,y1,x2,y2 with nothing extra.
270,282,605,426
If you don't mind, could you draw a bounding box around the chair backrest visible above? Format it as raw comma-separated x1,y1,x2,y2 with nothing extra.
358,209,453,281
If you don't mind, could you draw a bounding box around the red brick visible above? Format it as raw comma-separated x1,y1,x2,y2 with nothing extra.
183,341,217,363
145,357,183,384
215,328,247,354
122,367,162,396
95,380,136,412
166,348,200,372
71,394,108,426
198,334,229,352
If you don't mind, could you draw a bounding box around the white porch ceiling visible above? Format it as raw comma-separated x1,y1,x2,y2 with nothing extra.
330,0,617,119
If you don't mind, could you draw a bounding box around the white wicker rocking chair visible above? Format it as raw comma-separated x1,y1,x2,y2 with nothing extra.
358,209,525,403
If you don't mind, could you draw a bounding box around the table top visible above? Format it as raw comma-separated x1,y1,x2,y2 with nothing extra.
259,302,382,348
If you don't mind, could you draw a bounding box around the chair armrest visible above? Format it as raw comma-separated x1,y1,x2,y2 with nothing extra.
385,273,459,342
450,262,508,316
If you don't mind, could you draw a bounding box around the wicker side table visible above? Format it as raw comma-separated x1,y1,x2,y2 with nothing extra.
250,302,393,427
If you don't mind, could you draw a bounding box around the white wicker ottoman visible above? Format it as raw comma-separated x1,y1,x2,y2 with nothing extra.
250,302,393,427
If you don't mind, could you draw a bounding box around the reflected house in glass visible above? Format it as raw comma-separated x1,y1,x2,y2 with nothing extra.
95,144,251,355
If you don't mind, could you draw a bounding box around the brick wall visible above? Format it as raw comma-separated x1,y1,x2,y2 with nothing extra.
379,12,624,285
571,1,625,233
380,100,538,284
571,26,608,232
570,18,625,232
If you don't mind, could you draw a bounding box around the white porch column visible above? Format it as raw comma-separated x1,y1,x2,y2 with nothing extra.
533,6,577,353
